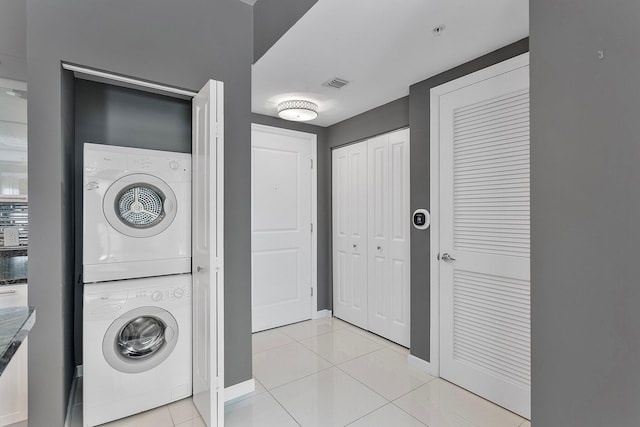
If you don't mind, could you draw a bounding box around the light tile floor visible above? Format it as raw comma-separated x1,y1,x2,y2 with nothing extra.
73,317,531,427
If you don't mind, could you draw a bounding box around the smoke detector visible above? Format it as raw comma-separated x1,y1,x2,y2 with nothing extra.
323,77,350,89
433,25,446,36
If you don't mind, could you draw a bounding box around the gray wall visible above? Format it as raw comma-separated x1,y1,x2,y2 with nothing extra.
251,113,331,309
0,0,26,81
75,80,192,153
531,2,640,425
253,0,317,63
26,1,253,426
408,38,529,361
73,80,192,363
326,97,410,149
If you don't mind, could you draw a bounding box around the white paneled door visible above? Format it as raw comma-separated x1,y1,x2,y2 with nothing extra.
332,128,410,347
332,142,368,329
367,129,411,347
192,79,224,427
434,54,530,418
251,124,315,332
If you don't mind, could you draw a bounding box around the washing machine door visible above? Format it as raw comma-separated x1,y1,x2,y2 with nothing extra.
103,306,179,373
103,173,178,238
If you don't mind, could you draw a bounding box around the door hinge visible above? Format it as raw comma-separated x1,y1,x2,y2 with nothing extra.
310,159,314,169
311,287,314,297
310,223,314,233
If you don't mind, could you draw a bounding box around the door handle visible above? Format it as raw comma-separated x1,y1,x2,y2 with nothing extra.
196,266,205,273
440,253,456,262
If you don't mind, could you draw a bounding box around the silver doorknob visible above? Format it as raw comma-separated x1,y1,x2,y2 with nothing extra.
353,244,357,249
377,246,381,251
196,266,204,272
441,253,456,262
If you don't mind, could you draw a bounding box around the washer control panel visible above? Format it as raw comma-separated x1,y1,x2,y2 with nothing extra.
132,286,190,301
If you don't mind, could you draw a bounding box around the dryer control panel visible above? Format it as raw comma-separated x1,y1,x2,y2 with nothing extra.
83,143,192,183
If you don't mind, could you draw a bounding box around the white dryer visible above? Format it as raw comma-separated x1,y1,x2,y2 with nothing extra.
83,275,192,427
83,143,191,283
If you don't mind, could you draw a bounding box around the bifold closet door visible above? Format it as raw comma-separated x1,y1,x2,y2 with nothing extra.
367,129,410,347
192,79,224,427
332,143,368,329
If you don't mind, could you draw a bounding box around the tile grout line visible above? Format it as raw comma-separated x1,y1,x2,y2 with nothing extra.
389,401,431,427
264,382,303,426
291,329,391,365
259,362,334,393
391,376,439,403
252,339,301,356
333,362,395,403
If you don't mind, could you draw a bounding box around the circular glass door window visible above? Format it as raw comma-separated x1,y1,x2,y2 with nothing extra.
103,173,178,238
103,306,179,373
117,316,166,359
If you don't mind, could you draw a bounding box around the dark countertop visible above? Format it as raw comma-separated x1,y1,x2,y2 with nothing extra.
0,249,27,286
0,306,35,377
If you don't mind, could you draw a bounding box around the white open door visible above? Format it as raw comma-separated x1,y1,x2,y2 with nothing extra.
433,54,530,418
192,79,224,427
251,124,316,332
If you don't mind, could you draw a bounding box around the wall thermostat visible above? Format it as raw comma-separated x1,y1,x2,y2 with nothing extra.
412,209,430,230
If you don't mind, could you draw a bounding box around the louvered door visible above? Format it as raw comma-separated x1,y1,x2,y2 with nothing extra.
438,63,530,418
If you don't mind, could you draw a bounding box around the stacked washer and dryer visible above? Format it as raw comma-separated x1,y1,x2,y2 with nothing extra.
82,143,193,427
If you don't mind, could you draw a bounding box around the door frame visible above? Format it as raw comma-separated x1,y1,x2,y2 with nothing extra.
250,123,319,319
428,52,530,377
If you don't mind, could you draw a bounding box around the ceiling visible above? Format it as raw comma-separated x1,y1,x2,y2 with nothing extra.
252,0,529,127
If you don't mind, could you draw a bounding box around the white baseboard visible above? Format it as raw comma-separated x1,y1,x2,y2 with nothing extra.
224,378,255,403
408,354,438,377
312,309,332,319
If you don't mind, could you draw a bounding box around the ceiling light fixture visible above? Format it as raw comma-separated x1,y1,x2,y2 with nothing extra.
277,100,318,122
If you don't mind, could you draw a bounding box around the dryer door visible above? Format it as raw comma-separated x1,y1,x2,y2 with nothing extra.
103,173,178,238
103,306,179,374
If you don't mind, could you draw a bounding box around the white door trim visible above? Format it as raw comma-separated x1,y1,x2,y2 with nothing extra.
428,52,529,377
250,123,319,319
61,62,197,98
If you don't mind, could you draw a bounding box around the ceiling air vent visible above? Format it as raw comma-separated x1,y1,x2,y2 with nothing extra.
323,77,350,89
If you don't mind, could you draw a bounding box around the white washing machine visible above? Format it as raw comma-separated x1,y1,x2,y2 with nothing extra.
83,143,191,283
83,275,192,427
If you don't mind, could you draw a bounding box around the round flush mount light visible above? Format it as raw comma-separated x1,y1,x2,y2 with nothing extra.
277,100,318,122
